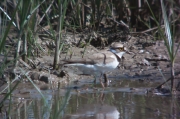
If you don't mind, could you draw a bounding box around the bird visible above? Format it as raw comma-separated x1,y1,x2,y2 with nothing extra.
62,42,127,88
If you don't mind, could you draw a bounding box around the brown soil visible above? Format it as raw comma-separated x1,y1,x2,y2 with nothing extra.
0,30,180,98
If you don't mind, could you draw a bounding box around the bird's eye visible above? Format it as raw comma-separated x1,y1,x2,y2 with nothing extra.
119,47,124,51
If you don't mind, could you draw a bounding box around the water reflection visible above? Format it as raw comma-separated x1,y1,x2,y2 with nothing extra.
0,89,54,119
61,91,180,119
64,104,120,119
2,88,180,119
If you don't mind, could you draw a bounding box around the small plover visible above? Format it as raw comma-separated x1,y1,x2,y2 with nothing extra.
62,42,127,87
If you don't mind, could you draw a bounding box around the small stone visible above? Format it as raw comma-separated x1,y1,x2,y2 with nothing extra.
59,70,67,77
39,75,49,83
130,64,137,68
139,50,144,53
143,59,150,66
30,72,40,80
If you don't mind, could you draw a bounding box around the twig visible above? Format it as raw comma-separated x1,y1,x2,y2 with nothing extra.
108,17,129,29
137,19,177,34
156,71,180,89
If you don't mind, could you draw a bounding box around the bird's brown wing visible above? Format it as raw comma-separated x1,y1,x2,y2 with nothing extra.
62,58,96,65
62,51,115,65
87,51,115,65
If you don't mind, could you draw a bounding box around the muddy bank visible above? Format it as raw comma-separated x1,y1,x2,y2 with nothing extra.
1,34,180,97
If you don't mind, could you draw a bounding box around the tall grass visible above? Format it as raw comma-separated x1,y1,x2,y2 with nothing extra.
160,0,180,92
53,0,70,69
0,0,73,117
0,1,20,53
12,0,46,65
50,89,71,119
0,1,21,110
0,0,48,116
146,0,180,92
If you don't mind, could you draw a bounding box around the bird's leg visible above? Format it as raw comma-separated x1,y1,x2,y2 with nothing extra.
103,74,110,86
93,75,97,84
99,73,105,88
103,74,108,83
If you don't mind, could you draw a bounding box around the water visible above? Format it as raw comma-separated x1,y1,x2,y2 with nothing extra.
61,91,178,119
1,79,180,119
